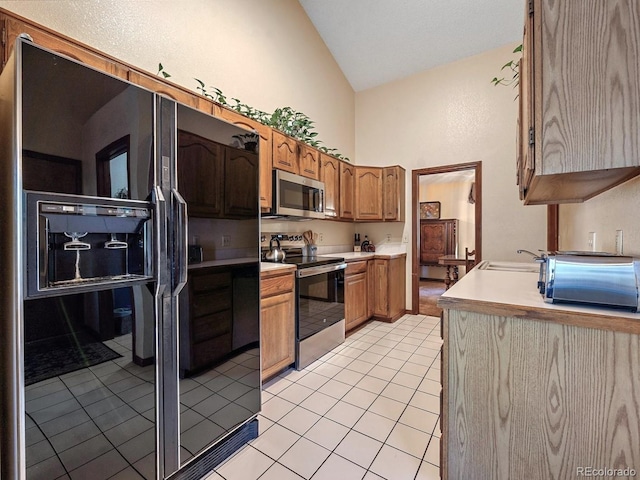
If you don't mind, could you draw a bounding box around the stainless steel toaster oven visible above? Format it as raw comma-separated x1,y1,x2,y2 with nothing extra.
539,252,640,311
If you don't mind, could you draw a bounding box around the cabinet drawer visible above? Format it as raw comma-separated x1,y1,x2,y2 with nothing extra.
193,333,232,365
191,271,231,293
192,288,232,317
193,310,232,343
346,261,368,275
261,274,294,298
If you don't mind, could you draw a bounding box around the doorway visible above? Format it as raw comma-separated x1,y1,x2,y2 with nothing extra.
411,162,482,314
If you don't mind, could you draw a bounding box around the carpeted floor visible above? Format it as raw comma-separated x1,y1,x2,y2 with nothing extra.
419,279,446,317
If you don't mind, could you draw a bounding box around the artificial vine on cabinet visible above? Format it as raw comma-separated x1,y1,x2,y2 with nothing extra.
157,64,350,161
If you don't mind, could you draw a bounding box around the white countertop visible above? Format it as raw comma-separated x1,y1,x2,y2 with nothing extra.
260,261,296,272
188,257,257,269
439,261,640,333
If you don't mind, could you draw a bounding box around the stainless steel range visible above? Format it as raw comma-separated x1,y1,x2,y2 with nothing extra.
262,234,346,369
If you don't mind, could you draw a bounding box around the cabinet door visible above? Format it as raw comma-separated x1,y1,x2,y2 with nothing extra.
345,272,368,331
420,221,446,264
320,154,340,218
177,131,224,217
367,259,375,319
261,291,295,379
224,147,259,217
372,259,389,317
298,143,320,180
340,162,355,220
382,167,398,220
272,131,299,174
355,167,383,220
215,107,273,212
420,220,457,264
388,257,406,319
383,166,405,221
518,6,535,200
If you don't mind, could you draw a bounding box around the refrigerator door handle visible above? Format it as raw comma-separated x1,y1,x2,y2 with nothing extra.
152,185,168,296
172,187,188,296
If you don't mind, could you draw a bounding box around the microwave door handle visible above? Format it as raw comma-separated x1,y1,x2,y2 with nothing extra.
171,187,188,296
314,189,323,212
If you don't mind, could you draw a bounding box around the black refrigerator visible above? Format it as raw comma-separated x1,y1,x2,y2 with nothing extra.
0,38,261,479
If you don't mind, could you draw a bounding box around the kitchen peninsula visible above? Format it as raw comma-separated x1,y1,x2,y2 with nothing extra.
438,263,640,479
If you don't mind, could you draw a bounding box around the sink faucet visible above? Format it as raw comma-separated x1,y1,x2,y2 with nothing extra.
517,249,546,262
517,249,548,294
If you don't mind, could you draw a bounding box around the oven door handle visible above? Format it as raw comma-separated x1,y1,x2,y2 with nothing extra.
297,262,347,278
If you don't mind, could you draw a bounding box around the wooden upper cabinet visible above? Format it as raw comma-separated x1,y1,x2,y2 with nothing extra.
215,107,273,213
520,0,640,204
320,153,340,218
2,14,127,78
224,147,259,217
177,130,224,217
382,166,405,221
272,131,299,174
355,167,383,221
339,162,355,220
298,143,320,180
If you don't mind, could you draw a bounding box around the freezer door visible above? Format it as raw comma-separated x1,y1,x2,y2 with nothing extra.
0,36,25,480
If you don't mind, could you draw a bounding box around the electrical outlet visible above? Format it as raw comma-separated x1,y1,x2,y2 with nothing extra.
222,235,231,247
588,232,596,251
615,229,623,255
318,232,323,243
386,233,391,243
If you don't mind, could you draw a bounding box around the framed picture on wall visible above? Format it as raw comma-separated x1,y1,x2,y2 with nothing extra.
420,201,441,219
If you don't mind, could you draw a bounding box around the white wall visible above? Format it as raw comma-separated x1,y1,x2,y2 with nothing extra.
0,0,355,161
559,175,640,256
355,43,548,307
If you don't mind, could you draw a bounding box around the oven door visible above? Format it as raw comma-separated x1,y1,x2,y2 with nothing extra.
274,170,325,219
296,262,346,369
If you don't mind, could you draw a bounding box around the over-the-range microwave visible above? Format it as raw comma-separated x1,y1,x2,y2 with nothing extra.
267,170,325,219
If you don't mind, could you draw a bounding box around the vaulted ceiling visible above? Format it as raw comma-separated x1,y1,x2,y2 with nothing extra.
299,0,523,92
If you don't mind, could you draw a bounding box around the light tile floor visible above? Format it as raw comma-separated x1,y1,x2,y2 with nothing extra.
207,314,442,480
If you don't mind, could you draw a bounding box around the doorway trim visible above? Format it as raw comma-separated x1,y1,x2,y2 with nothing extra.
411,161,482,314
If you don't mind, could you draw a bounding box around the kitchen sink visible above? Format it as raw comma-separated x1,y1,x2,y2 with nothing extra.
476,260,540,273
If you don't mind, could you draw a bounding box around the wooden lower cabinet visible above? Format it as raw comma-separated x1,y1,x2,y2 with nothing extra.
179,268,233,377
367,259,375,319
260,268,296,379
345,255,406,332
372,255,406,322
442,308,640,479
345,261,369,331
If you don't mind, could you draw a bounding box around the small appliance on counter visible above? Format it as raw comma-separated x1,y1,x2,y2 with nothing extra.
529,250,640,312
188,244,203,264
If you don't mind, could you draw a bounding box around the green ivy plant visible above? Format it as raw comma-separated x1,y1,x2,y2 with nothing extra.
158,64,350,161
491,44,522,90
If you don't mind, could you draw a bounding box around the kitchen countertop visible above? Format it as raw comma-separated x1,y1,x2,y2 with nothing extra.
438,261,640,335
330,251,407,261
260,261,296,272
188,258,257,269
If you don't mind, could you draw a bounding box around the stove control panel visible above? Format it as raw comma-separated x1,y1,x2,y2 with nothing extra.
261,232,306,248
